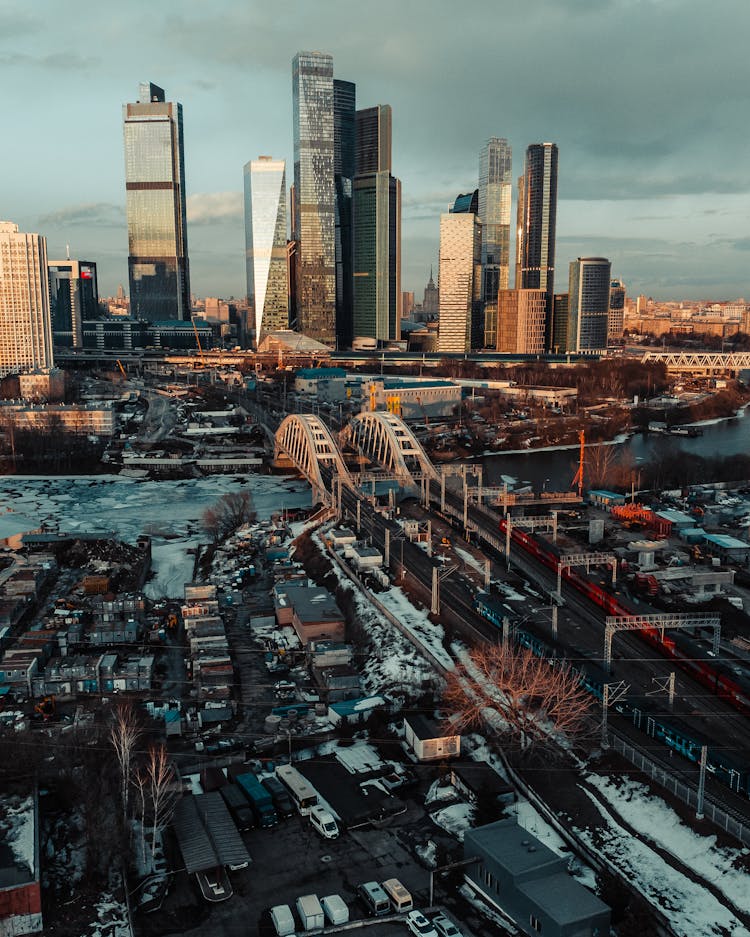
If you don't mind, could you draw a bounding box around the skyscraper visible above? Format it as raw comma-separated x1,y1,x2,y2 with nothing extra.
353,104,401,343
292,52,336,346
495,289,547,354
437,212,482,353
568,257,612,351
0,222,54,377
608,278,626,341
517,143,558,296
423,268,439,316
550,293,570,354
478,138,512,299
334,79,356,348
244,157,289,341
48,259,99,349
123,82,190,321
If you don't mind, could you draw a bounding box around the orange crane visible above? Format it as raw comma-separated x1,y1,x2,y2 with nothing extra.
116,359,127,380
571,429,585,497
191,316,207,367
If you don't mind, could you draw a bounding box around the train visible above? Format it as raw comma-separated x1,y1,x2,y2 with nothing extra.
473,592,750,798
498,518,750,717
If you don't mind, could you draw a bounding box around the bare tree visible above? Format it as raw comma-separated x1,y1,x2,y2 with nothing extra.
444,643,592,755
203,490,256,542
145,744,178,862
110,702,141,823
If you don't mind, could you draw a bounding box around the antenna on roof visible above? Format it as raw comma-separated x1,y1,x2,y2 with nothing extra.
66,244,70,261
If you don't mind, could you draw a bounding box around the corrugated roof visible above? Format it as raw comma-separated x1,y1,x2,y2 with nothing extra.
172,796,218,874
197,792,251,868
172,793,250,874
703,533,748,549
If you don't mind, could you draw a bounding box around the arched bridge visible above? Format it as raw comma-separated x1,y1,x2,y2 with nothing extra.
275,414,353,506
344,411,439,487
274,411,438,504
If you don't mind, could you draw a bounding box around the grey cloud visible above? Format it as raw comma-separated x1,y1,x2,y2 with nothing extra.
0,51,99,70
186,192,243,225
39,203,125,227
0,8,40,40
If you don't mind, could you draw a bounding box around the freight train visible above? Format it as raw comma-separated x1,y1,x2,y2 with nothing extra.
498,518,750,716
473,592,750,798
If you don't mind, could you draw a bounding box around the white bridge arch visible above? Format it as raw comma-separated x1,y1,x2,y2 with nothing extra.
343,411,438,488
275,414,353,505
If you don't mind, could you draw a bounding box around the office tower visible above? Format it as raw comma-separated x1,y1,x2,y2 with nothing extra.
244,157,289,342
517,143,558,295
123,82,190,321
0,222,54,377
479,138,512,350
514,174,524,288
550,293,570,354
608,278,626,341
495,289,547,353
401,291,415,319
292,52,336,346
437,212,482,353
568,257,612,351
423,268,439,315
451,190,479,214
333,79,356,349
353,104,401,343
48,259,98,349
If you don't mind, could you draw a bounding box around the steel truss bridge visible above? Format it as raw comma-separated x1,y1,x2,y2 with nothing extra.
274,411,437,505
641,350,750,374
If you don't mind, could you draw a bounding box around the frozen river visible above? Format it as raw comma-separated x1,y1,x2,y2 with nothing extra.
0,473,311,598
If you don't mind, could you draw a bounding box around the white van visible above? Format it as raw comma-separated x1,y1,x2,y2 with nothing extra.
309,804,339,839
320,894,349,925
382,878,413,913
296,894,324,932
269,904,296,937
357,881,391,917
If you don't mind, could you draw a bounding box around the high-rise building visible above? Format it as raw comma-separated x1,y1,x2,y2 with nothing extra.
517,143,558,296
123,82,190,321
496,289,547,354
292,52,336,346
334,79,356,349
48,259,98,349
243,157,289,341
550,293,570,354
353,104,401,343
423,268,439,316
479,138,512,351
437,212,482,353
608,278,626,341
568,257,612,351
400,291,415,319
0,222,54,377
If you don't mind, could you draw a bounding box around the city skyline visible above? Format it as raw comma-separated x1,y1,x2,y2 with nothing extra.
3,1,750,302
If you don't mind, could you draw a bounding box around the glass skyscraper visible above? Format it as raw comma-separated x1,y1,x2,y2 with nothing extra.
517,143,558,296
568,257,611,351
48,259,99,349
244,157,289,342
353,105,401,343
292,52,337,346
123,82,190,321
334,79,356,349
478,138,512,299
608,278,626,341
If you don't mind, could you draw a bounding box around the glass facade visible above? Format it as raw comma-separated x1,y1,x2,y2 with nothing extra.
48,260,99,349
123,83,190,321
478,138,512,303
292,52,337,346
353,105,400,343
334,78,356,349
568,258,611,351
551,293,570,354
437,213,482,353
608,278,626,341
244,158,289,342
496,289,547,354
518,143,558,296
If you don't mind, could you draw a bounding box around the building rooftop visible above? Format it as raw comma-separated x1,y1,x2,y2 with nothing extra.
405,713,450,741
519,871,609,925
703,533,749,549
0,791,37,888
466,818,562,879
296,367,346,379
656,510,695,525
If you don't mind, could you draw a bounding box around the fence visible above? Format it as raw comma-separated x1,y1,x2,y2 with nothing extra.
610,732,750,847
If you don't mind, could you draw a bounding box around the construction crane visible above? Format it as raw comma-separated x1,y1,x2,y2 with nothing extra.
34,695,55,721
191,316,207,367
116,359,127,380
572,428,585,497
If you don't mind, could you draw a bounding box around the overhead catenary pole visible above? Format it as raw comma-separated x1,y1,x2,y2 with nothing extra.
696,745,707,820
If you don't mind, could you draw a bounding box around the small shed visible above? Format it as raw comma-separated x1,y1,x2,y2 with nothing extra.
327,696,387,726
702,533,750,565
404,714,460,762
350,545,383,570
588,490,626,510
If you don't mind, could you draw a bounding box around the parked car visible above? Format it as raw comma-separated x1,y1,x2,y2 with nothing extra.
406,910,438,937
432,912,464,937
320,894,349,925
269,904,296,937
357,881,390,917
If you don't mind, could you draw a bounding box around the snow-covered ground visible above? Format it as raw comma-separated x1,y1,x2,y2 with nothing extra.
377,585,454,671
0,473,309,599
0,794,35,876
82,894,130,937
431,802,474,841
577,777,750,936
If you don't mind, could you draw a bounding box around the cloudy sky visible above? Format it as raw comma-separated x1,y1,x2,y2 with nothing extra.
3,0,750,302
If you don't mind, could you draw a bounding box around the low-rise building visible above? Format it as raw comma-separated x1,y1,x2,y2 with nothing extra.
0,790,42,935
404,714,460,762
0,403,115,436
464,819,610,937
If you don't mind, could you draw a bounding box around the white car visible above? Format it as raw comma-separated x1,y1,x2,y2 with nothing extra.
432,912,464,937
406,910,438,937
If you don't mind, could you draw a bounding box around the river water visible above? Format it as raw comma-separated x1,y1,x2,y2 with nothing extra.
480,409,750,491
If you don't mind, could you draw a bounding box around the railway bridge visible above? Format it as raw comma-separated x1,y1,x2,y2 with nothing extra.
274,411,438,505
